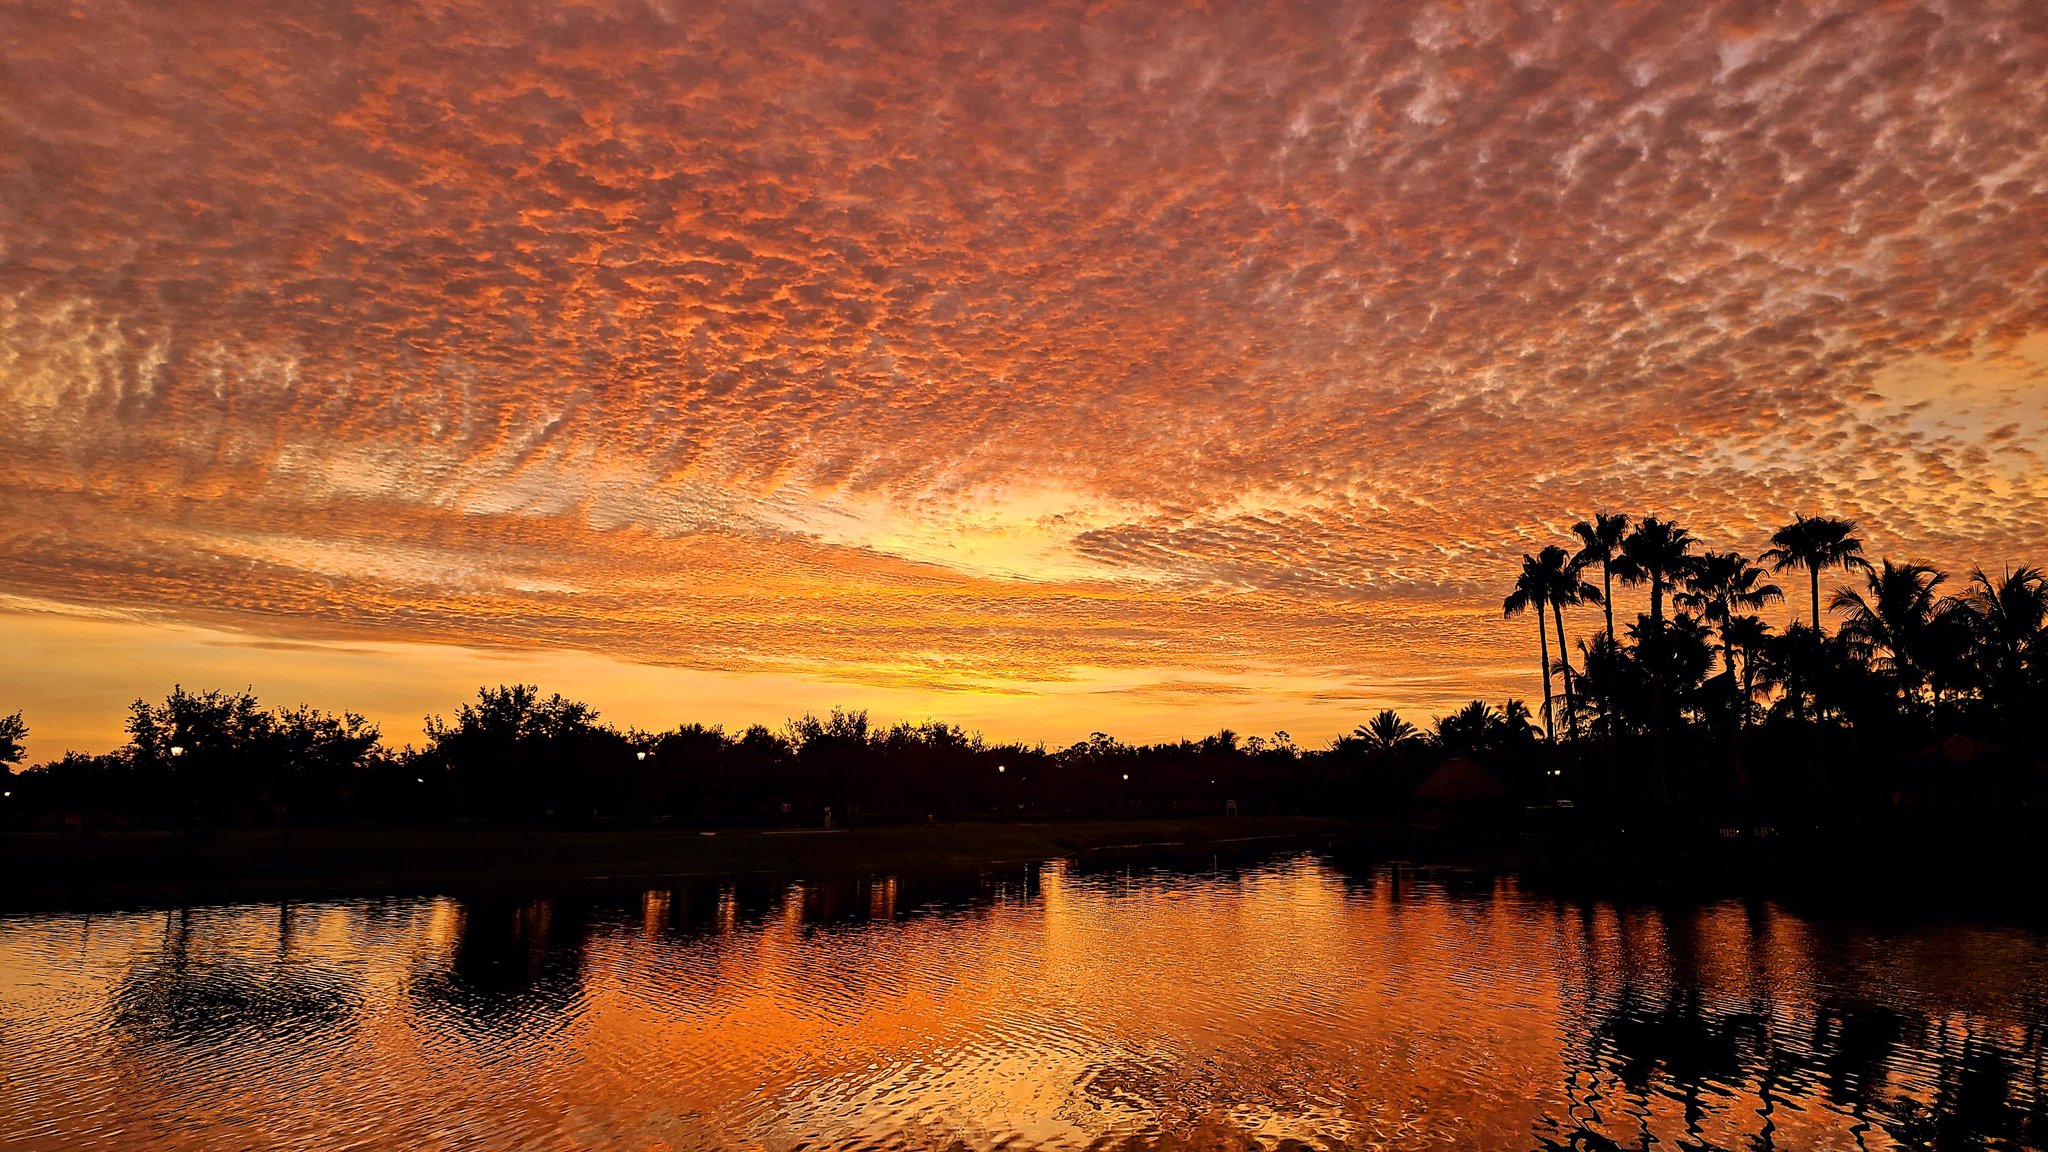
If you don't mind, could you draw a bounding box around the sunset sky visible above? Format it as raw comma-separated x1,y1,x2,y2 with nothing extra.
3,0,2046,763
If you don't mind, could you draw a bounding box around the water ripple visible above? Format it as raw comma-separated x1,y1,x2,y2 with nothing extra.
5,860,2048,1150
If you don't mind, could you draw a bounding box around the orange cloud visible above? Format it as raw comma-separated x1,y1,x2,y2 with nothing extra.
2,0,2045,758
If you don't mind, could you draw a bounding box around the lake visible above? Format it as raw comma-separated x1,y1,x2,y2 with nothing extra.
3,852,2045,1150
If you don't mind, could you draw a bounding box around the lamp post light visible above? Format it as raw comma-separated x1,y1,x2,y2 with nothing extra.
169,745,185,758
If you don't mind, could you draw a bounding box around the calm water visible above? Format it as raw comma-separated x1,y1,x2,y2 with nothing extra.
4,854,2047,1151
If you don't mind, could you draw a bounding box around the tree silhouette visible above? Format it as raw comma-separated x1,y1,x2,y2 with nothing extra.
422,685,619,824
1762,515,1872,633
268,706,381,822
1431,700,1536,758
1619,517,1699,631
1629,612,1717,716
1957,566,2048,735
1500,699,1541,744
1573,632,1635,739
1676,553,1782,800
1353,709,1421,755
126,687,277,822
1760,623,1853,727
1678,551,1785,684
1572,512,1631,642
1719,613,1775,729
1831,560,1947,708
1505,553,1561,742
0,710,24,771
1535,544,1603,736
1615,518,1698,796
14,511,2048,831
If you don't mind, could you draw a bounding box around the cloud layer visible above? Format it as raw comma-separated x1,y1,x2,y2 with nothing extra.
3,0,2046,743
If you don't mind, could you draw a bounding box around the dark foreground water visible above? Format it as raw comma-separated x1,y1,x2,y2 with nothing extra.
3,854,2046,1151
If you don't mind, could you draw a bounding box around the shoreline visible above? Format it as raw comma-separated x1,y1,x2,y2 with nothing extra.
7,814,2045,918
0,817,1366,913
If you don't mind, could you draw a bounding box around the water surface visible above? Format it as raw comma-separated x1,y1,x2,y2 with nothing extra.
4,854,2045,1150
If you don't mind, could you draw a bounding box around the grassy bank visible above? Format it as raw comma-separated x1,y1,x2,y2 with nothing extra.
0,817,1367,912
7,811,2043,916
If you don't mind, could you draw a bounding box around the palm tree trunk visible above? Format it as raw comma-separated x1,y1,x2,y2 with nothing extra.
1725,636,1747,803
1602,563,1615,641
1740,650,1758,726
1809,568,1821,633
1551,601,1576,739
1535,610,1553,743
1648,574,1667,799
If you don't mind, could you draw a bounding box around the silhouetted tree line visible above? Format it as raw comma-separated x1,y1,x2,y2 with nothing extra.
1501,512,2048,812
0,687,1358,829
1,510,2041,830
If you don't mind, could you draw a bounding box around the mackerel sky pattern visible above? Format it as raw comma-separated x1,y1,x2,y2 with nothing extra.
3,0,2046,751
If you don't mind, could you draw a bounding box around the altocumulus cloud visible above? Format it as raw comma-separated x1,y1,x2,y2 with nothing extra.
1,0,2045,718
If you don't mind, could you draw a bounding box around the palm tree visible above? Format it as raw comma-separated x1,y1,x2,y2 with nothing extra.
1761,515,1872,633
1571,513,1631,641
1920,604,1982,717
1432,700,1535,757
1958,565,2048,725
1433,700,1503,758
1676,551,1785,682
1677,553,1783,803
1572,632,1635,738
1353,709,1421,755
1504,552,1562,742
1830,560,1946,705
1499,699,1542,744
1720,614,1774,727
1534,544,1603,736
1615,519,1698,802
1629,611,1719,712
1619,516,1699,630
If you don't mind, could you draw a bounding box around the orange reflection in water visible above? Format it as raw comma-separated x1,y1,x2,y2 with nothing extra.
2,857,2046,1150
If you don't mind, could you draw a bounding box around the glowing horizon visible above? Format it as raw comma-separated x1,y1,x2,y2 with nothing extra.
4,1,2046,764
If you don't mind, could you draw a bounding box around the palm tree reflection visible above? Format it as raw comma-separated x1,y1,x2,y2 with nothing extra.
1538,910,2047,1152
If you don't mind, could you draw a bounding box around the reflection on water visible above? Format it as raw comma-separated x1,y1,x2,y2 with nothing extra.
4,856,2048,1150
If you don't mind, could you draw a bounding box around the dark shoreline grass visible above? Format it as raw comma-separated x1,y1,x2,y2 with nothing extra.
0,817,1371,912
6,814,2044,918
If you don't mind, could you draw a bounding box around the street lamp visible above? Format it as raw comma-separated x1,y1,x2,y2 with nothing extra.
997,764,1005,774
169,745,185,758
